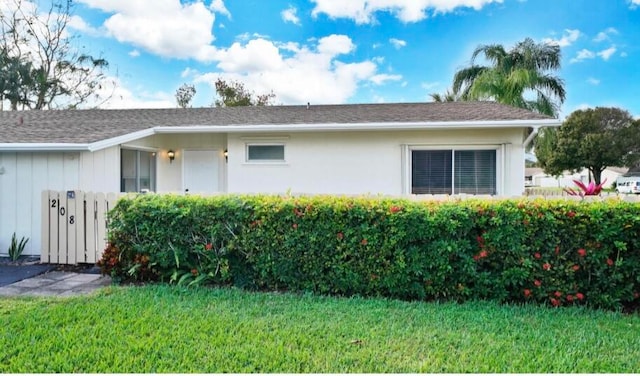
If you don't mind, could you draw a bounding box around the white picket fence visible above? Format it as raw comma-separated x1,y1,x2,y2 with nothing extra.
41,190,124,265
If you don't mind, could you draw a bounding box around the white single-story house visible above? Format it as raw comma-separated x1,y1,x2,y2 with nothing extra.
0,102,560,256
525,167,628,189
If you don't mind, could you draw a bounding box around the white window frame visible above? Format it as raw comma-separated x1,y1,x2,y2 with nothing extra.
120,146,158,193
403,144,503,195
244,143,287,164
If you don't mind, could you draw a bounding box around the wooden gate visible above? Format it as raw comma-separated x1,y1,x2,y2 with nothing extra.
41,190,124,265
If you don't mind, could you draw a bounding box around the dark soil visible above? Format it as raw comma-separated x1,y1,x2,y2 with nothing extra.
0,256,100,274
0,256,40,266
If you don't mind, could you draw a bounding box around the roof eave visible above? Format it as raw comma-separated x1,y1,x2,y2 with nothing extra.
0,118,561,152
0,143,90,151
154,119,561,133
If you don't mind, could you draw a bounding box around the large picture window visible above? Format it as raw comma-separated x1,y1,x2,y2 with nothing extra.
412,149,497,195
121,149,156,192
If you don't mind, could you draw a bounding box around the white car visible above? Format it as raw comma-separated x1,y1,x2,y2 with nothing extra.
616,180,640,194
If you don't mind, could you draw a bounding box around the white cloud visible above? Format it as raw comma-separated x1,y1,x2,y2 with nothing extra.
78,0,219,61
597,46,617,60
181,67,199,78
593,27,618,42
209,0,231,18
194,35,384,104
215,38,285,73
310,0,503,24
570,46,617,63
318,34,355,55
236,32,270,42
281,6,301,25
570,49,595,63
586,77,600,85
68,15,101,36
82,76,175,109
389,38,407,49
128,49,140,57
543,29,580,47
370,73,402,85
631,0,640,8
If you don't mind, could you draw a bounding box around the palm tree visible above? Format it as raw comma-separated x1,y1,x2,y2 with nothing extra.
429,89,461,102
452,38,566,116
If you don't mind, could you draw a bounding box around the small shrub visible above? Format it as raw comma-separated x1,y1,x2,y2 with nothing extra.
7,233,29,262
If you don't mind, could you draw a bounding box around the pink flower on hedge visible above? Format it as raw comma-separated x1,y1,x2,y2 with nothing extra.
533,252,541,259
554,291,562,298
575,292,585,301
337,232,344,240
606,258,614,266
572,265,580,271
577,248,587,257
389,205,402,214
550,298,561,307
474,250,488,261
523,289,532,298
292,223,298,230
567,211,576,218
534,280,542,287
205,243,213,251
566,294,574,302
543,263,552,271
361,239,368,246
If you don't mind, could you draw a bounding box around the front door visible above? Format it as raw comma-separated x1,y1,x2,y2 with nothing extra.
183,150,219,194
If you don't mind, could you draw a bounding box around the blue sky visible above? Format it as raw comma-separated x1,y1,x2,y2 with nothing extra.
63,0,640,118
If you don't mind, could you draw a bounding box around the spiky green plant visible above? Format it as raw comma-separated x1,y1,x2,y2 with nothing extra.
8,232,29,262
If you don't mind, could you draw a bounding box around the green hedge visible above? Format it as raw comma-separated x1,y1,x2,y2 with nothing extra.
99,194,640,311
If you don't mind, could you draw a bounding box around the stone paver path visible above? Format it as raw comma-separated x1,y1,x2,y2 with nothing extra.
0,271,111,297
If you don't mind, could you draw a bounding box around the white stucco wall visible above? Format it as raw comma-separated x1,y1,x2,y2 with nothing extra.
226,129,525,196
77,134,228,194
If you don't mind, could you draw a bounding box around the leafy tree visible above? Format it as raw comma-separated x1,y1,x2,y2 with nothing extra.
0,0,110,110
175,83,196,108
0,49,34,110
452,38,565,116
213,78,275,107
536,107,640,185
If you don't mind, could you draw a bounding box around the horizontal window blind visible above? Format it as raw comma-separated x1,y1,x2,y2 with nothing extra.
411,150,452,194
411,149,496,195
454,150,496,195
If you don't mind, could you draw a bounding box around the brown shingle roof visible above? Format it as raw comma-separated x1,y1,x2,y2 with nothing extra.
0,101,554,144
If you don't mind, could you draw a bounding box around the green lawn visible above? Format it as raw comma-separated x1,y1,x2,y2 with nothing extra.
1,285,639,373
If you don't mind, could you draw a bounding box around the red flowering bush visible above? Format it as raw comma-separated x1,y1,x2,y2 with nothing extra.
103,194,640,311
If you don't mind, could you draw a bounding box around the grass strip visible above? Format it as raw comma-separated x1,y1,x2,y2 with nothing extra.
1,285,639,373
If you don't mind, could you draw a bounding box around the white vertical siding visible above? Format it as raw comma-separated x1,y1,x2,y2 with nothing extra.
0,152,79,256
79,147,120,192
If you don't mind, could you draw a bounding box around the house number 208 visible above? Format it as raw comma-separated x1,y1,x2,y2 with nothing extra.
51,199,74,224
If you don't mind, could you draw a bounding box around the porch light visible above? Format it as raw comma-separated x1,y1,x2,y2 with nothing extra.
167,150,175,163
224,149,228,162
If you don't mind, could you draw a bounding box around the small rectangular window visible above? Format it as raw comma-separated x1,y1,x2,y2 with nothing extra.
247,144,285,162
